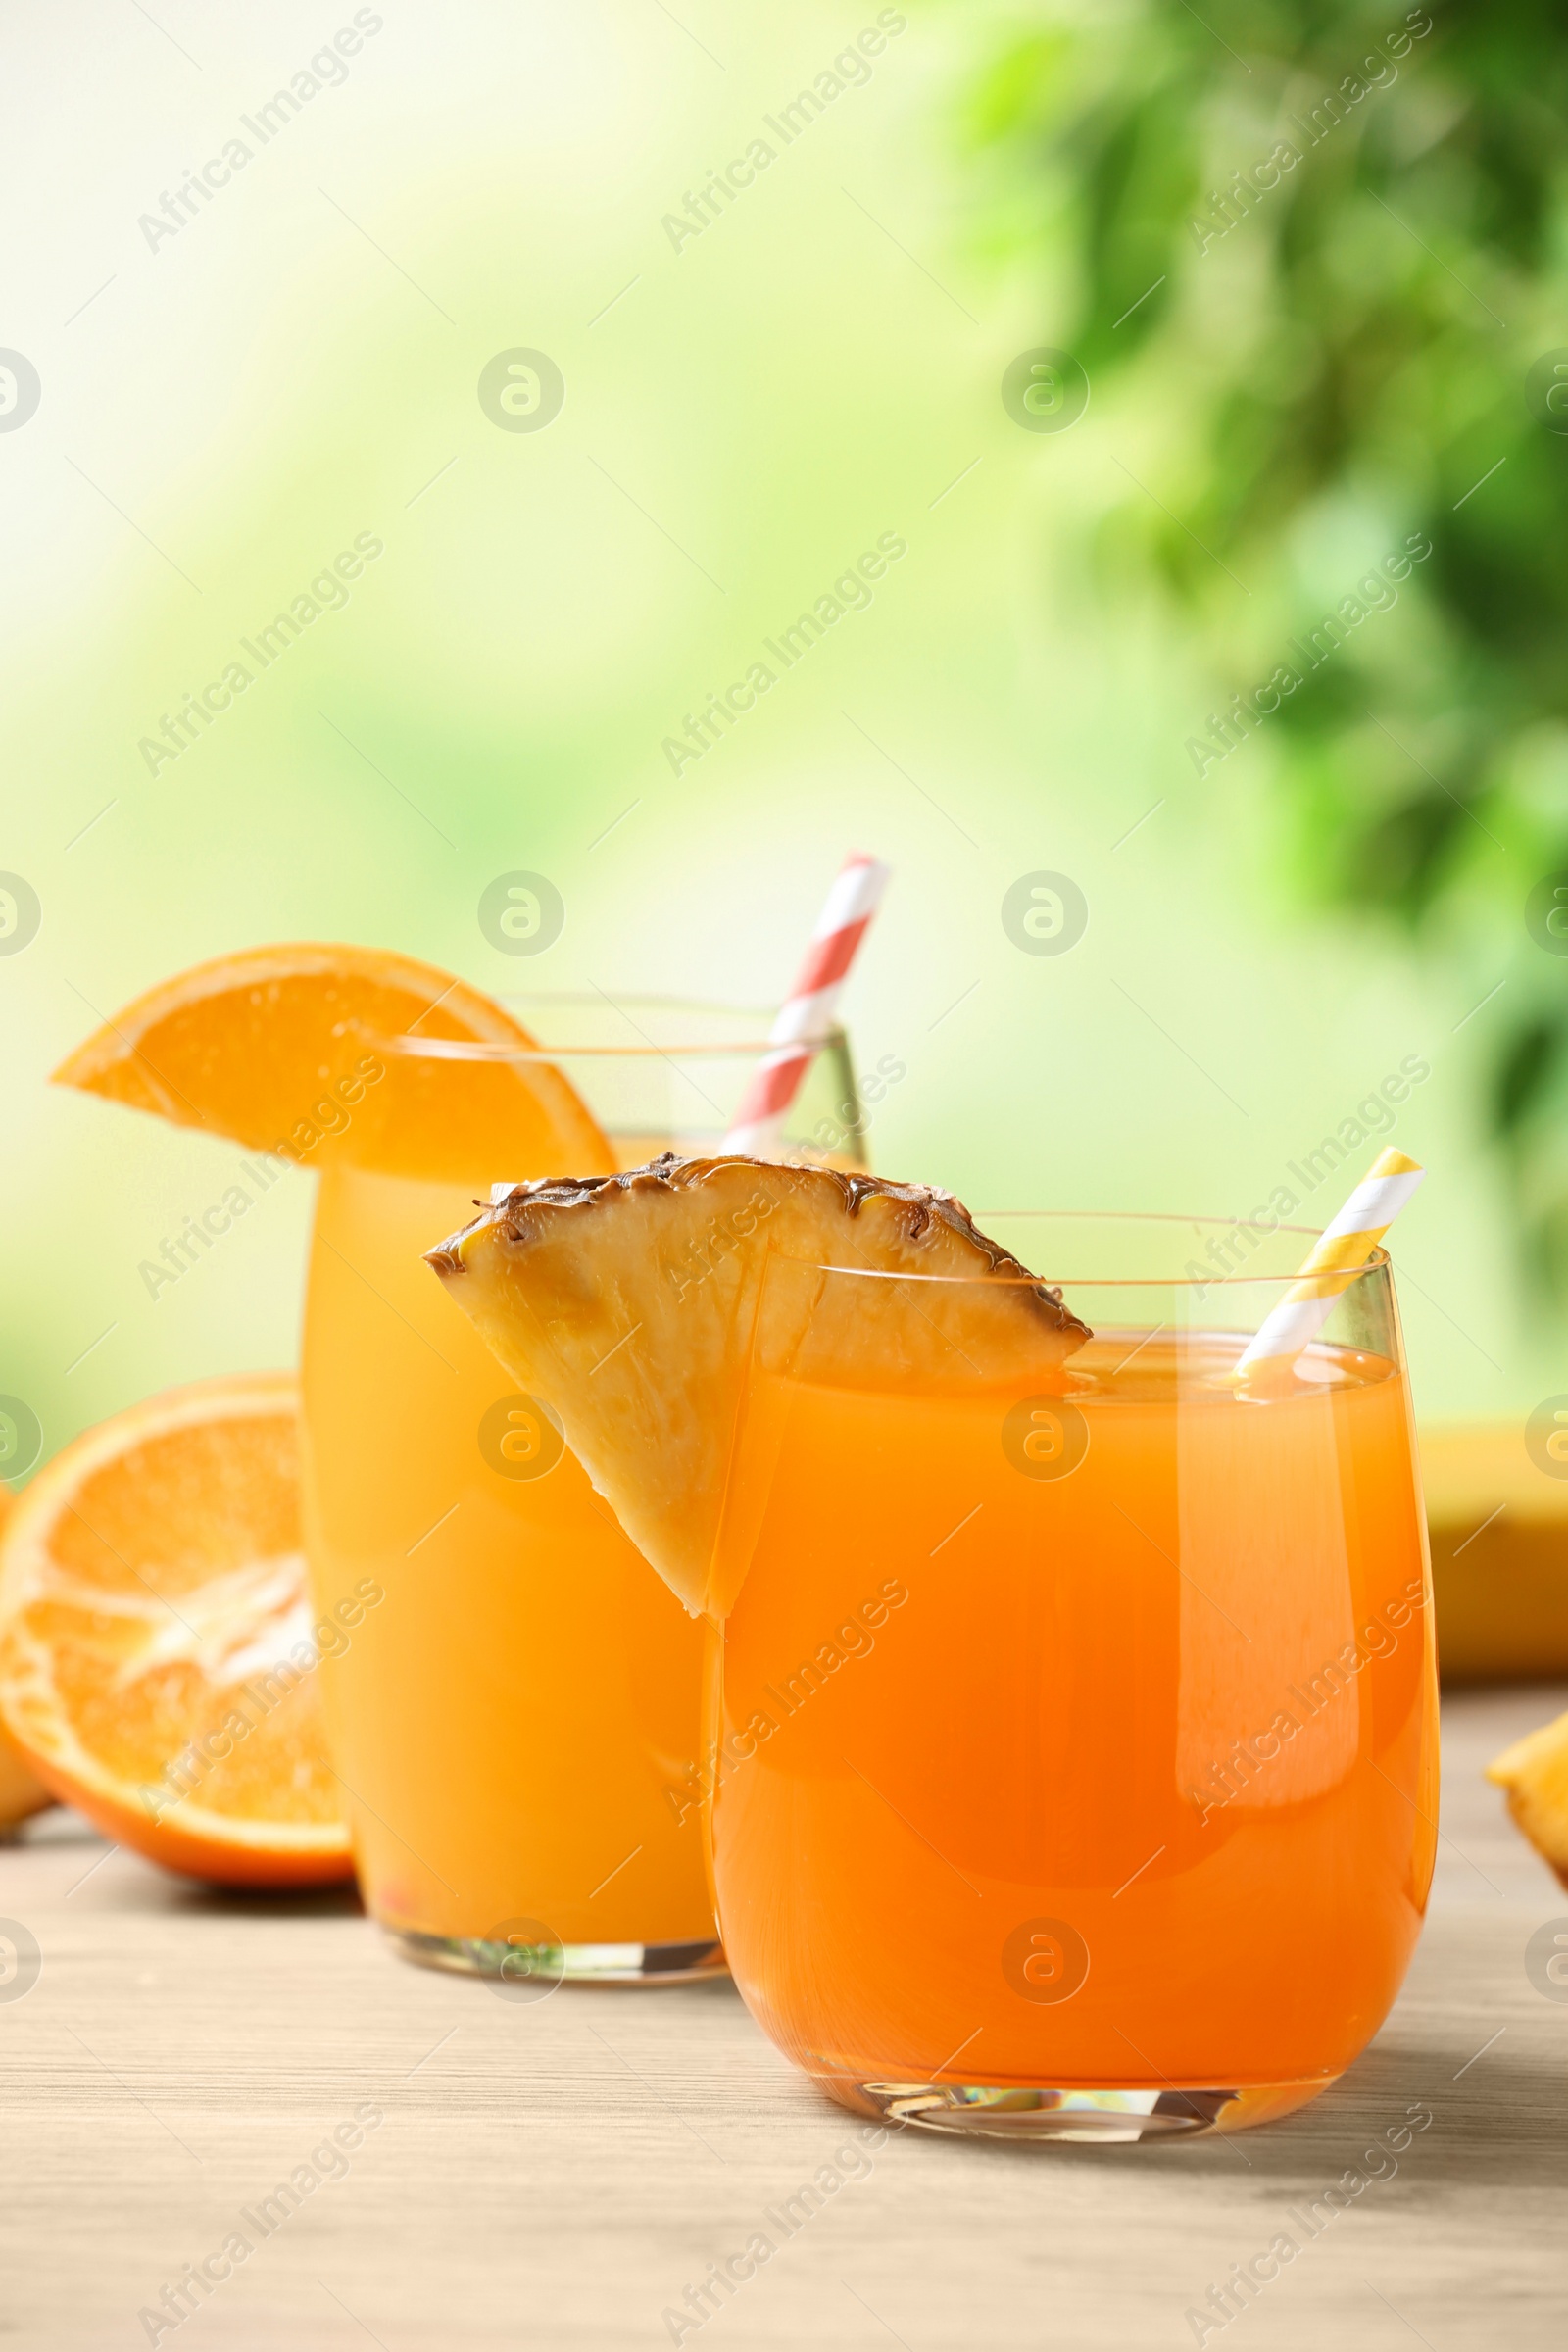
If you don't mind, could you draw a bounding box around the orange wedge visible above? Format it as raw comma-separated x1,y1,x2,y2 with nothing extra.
0,1373,354,1886
52,942,612,1183
0,1488,53,1831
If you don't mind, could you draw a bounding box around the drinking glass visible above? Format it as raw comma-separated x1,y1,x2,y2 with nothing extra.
709,1213,1436,2135
301,998,864,1983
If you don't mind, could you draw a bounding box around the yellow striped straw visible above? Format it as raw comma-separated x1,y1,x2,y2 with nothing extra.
1234,1145,1426,1377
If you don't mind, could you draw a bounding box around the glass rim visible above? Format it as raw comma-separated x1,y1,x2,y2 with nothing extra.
373,992,823,1062
770,1210,1393,1290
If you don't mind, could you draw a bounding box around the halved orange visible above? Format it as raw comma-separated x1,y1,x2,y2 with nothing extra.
0,1373,354,1886
0,1488,53,1830
52,942,612,1183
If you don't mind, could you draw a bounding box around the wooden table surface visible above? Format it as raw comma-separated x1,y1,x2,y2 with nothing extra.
3,1685,1565,2351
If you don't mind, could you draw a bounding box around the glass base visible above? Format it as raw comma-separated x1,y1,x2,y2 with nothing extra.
840,2079,1329,2141
385,1926,726,1985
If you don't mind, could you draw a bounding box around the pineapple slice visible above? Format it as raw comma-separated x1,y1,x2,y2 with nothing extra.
1488,1708,1568,1891
426,1153,1088,1615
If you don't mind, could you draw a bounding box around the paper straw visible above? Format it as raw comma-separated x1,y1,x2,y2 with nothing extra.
1233,1146,1425,1377
722,851,891,1157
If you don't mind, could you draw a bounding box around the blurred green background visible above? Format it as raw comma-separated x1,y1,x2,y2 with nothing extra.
2,0,1560,1474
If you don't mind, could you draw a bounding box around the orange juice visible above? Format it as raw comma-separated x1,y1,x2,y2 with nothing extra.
298,1004,866,1980
303,1163,716,1967
711,1329,1436,2133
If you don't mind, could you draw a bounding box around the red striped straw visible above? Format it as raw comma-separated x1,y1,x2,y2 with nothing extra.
722,851,892,1157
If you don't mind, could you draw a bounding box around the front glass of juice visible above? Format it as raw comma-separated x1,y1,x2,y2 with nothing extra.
710,1214,1436,2134
302,999,864,1981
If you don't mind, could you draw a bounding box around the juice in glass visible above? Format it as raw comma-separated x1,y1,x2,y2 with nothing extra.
709,1214,1437,2134
302,1000,864,1981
